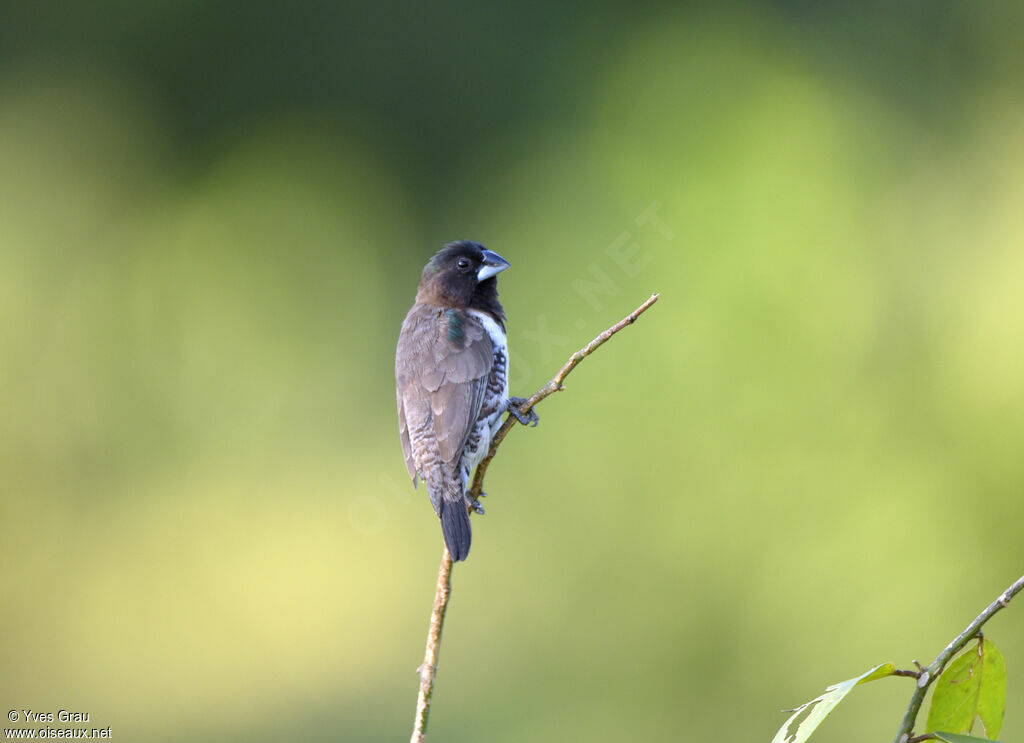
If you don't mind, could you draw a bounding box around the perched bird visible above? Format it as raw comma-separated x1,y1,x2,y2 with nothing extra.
395,240,537,561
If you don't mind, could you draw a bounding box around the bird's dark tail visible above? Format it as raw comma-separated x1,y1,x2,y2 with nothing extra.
439,501,472,562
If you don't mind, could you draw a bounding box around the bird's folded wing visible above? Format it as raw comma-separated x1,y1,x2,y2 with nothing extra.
397,306,493,476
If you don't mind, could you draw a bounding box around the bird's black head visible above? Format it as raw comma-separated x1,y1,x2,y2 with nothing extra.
416,240,510,316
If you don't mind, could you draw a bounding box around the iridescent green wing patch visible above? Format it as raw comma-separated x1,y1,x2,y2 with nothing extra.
445,309,465,347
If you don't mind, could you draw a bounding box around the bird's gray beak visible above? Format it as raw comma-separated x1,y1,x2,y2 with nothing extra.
477,250,511,282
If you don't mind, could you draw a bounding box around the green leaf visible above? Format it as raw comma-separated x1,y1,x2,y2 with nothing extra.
771,663,896,743
926,638,1006,739
932,732,1003,743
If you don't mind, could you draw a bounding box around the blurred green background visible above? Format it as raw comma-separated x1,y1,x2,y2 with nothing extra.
2,2,1023,741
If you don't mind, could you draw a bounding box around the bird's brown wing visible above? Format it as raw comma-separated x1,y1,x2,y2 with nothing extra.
396,305,492,493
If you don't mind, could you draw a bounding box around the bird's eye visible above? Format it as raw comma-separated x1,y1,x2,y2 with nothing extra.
456,258,470,270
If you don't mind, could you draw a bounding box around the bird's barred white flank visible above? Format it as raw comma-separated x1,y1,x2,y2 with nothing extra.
460,309,510,483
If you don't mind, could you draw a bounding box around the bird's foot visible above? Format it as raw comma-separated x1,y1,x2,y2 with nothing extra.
466,492,486,515
507,397,540,427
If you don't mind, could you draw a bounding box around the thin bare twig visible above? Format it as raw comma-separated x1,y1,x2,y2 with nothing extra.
410,293,659,743
469,292,659,499
411,547,453,743
893,573,1024,743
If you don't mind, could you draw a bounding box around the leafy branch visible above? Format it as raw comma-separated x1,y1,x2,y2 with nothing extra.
894,575,1021,743
410,293,660,743
772,573,1024,743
